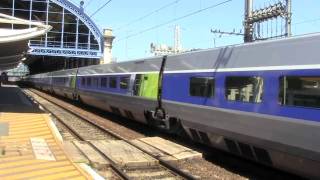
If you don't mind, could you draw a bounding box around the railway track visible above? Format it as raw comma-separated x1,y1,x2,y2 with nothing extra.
23,89,198,180
23,88,304,180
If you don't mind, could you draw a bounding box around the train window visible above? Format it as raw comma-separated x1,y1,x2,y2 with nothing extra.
101,77,107,87
190,77,214,97
93,77,99,87
279,76,320,108
109,77,117,88
86,77,91,86
81,77,85,86
120,77,129,89
226,76,264,103
133,74,142,96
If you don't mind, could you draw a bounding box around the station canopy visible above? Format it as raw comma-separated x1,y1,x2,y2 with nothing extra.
0,13,50,71
0,0,103,71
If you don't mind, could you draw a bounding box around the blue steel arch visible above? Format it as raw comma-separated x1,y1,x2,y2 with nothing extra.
52,0,102,45
0,0,103,59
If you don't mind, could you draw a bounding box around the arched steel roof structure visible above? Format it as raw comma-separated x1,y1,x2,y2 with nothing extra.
0,13,51,71
0,0,103,59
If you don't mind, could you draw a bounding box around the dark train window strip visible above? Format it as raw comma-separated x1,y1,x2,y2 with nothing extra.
101,77,107,88
81,77,85,86
109,77,117,88
86,77,91,86
279,76,320,109
120,77,130,89
226,76,264,103
190,77,215,97
93,77,99,87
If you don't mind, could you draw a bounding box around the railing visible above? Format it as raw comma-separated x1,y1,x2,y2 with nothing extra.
29,39,102,58
29,46,101,59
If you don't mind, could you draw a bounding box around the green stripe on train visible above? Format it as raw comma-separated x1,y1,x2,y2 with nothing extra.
138,73,159,99
70,76,77,88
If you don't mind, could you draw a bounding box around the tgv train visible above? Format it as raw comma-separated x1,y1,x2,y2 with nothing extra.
26,33,320,179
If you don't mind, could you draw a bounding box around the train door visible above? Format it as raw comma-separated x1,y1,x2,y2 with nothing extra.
70,75,77,89
71,69,79,100
133,74,159,99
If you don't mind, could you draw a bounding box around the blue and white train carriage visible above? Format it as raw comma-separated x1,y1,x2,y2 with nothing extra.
27,33,320,179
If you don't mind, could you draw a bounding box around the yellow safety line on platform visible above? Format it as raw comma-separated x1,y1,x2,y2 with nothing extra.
0,113,92,180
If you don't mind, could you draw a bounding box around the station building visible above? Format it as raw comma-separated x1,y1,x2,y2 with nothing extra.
0,0,114,75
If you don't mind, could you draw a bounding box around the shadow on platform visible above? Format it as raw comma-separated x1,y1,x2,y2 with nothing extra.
0,85,43,113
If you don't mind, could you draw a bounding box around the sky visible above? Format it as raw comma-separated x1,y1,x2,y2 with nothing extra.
71,0,320,62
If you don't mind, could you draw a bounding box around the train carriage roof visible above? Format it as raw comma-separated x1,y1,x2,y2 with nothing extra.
77,56,164,76
41,32,320,76
29,72,51,78
163,32,320,72
50,68,78,77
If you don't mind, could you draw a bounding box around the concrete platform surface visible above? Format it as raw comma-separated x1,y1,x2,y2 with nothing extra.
0,113,93,179
0,86,42,113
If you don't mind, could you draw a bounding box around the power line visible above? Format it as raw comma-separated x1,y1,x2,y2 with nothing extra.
90,0,112,17
116,0,232,43
294,18,320,25
115,0,182,31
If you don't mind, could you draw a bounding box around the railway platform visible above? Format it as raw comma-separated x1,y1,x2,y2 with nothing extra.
0,85,99,179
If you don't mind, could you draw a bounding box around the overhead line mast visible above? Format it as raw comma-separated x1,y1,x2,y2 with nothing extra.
244,0,292,42
212,0,292,43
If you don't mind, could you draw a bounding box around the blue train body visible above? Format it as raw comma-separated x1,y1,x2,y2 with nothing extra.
26,33,320,179
162,69,320,122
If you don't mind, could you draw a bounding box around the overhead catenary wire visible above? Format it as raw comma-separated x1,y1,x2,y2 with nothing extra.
90,0,112,17
115,0,232,43
115,0,182,31
294,18,320,25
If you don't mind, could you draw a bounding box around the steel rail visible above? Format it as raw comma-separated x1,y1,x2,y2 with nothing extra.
28,88,199,180
24,89,130,180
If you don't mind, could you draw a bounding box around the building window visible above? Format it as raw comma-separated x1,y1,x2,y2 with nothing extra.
109,77,117,88
279,76,320,108
101,77,107,87
87,77,91,86
120,77,129,89
226,76,263,103
190,77,214,97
